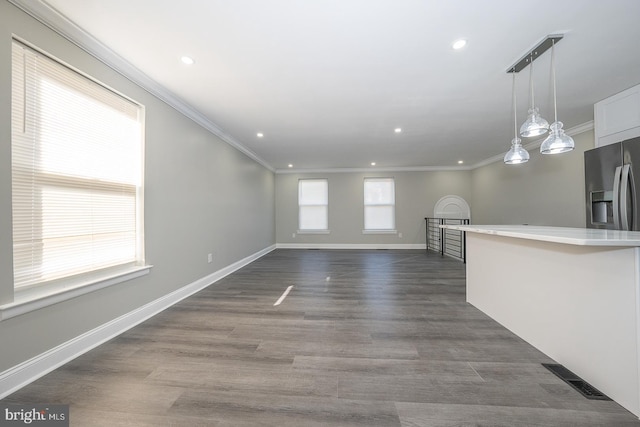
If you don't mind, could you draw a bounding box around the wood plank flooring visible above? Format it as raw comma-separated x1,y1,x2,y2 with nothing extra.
4,249,640,426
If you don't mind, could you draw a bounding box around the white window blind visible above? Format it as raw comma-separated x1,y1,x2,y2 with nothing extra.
11,40,145,290
298,179,328,231
364,178,395,230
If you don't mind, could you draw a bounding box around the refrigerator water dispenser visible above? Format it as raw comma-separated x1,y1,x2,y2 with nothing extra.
590,190,613,225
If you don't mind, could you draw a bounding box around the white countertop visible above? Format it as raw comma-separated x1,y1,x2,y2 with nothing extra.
440,224,640,247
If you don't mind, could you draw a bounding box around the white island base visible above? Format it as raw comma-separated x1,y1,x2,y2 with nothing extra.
443,225,640,418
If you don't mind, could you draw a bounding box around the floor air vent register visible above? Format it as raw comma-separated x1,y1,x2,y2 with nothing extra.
542,363,611,400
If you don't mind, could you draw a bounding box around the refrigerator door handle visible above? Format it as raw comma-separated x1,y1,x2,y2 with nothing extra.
620,164,635,231
631,166,637,231
613,165,623,230
621,165,630,230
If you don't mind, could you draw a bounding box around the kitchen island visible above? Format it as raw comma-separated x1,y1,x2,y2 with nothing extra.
441,225,640,418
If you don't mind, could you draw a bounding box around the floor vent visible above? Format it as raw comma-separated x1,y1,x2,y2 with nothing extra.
542,363,611,401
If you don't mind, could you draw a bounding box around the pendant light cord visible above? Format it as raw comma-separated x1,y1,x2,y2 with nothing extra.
512,72,517,138
528,54,535,109
551,39,558,123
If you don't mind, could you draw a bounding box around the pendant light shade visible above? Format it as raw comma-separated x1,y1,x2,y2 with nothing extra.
505,73,529,164
504,137,530,164
541,40,574,154
520,55,549,138
520,106,549,138
540,121,574,154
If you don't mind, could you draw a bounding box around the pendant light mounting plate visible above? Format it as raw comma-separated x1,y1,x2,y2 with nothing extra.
507,35,564,73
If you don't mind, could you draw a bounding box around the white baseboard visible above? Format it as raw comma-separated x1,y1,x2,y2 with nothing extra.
276,243,426,250
0,244,276,399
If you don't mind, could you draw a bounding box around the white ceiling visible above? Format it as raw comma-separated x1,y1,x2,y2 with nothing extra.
20,0,640,170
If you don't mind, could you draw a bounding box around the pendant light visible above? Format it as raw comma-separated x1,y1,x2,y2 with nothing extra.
540,39,575,154
504,72,529,164
519,53,549,138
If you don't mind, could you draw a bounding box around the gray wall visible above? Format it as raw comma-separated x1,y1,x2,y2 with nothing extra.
275,170,473,245
0,1,275,372
275,129,594,244
0,0,596,374
470,130,594,227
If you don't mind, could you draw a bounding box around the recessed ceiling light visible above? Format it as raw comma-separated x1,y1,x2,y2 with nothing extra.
458,160,464,164
257,133,264,138
452,39,467,50
371,162,376,166
394,128,402,133
180,56,195,65
288,164,293,168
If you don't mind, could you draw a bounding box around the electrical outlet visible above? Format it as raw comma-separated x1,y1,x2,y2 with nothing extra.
208,253,213,263
398,232,403,238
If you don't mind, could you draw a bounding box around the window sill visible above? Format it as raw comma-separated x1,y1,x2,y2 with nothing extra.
297,230,331,235
0,265,152,321
362,229,398,235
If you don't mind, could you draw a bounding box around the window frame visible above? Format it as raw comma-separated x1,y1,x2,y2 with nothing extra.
297,178,330,234
3,38,151,317
363,177,397,233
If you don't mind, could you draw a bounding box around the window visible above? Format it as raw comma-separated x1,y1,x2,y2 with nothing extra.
11,40,145,293
364,178,396,231
298,179,328,232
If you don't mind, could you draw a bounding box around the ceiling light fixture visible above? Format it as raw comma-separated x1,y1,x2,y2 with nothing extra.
452,39,467,50
371,162,376,166
180,56,195,65
256,133,264,138
519,53,549,138
288,164,293,168
504,72,529,164
540,39,575,154
458,160,464,164
504,35,566,165
394,128,402,133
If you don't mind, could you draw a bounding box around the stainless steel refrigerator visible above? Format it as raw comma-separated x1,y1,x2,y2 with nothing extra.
585,137,640,230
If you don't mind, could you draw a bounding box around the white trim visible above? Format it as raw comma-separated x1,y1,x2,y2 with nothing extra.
277,165,472,174
472,121,595,169
6,1,595,175
276,121,594,173
7,0,274,173
0,244,276,399
1,266,152,321
362,230,398,235
434,195,471,220
276,119,594,173
297,230,331,234
277,243,424,250
566,120,597,138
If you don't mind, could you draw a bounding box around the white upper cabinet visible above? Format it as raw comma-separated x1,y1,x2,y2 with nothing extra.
595,83,640,147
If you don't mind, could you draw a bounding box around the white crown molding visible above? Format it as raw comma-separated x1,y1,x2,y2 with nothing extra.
277,121,594,174
276,165,473,174
471,120,594,169
7,1,594,175
8,0,275,173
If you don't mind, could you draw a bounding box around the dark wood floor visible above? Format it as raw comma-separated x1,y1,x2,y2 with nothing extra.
4,249,640,426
